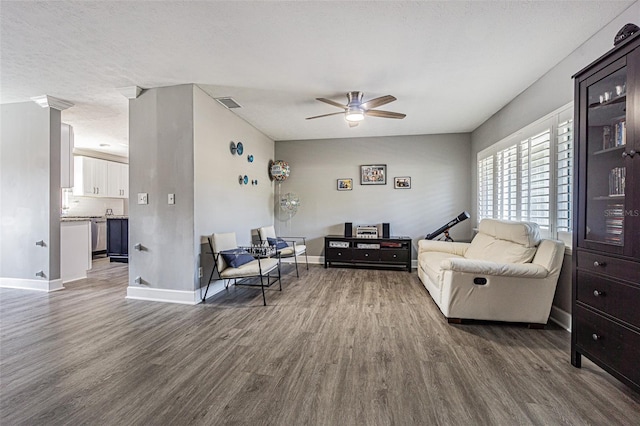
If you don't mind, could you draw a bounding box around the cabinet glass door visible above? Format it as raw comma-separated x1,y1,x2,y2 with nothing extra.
584,65,627,249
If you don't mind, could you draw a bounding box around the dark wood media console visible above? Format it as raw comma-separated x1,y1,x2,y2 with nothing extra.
324,235,412,272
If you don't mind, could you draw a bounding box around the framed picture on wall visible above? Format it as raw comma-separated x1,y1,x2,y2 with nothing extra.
394,176,411,189
360,164,387,185
337,178,353,191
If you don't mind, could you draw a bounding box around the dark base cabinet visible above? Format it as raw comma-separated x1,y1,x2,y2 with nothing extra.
107,218,128,263
572,34,640,393
324,235,411,272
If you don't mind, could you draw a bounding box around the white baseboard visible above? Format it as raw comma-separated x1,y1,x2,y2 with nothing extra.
126,286,201,305
62,273,87,284
0,277,64,292
549,305,571,332
280,255,323,265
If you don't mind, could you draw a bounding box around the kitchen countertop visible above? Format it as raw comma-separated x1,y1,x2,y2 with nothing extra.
61,216,96,222
60,215,129,222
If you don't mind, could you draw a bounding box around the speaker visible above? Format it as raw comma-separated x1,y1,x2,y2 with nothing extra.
344,222,352,237
382,223,390,238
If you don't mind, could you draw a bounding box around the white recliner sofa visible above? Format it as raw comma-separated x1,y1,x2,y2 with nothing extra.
417,219,564,326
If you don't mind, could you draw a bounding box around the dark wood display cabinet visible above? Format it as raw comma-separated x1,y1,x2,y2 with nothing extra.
572,33,640,392
107,218,128,263
324,235,412,272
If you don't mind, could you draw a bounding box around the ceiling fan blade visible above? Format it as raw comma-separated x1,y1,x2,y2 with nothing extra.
306,111,345,120
348,121,359,128
365,109,406,119
361,95,396,110
316,98,347,109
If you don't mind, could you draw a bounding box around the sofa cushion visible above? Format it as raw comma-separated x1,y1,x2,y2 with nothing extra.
419,251,464,291
278,244,306,257
478,219,541,247
219,257,279,279
464,219,540,264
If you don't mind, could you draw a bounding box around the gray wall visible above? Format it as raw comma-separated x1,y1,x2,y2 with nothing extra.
469,1,639,316
128,84,275,293
129,85,196,291
1,102,61,281
193,85,275,288
274,134,472,258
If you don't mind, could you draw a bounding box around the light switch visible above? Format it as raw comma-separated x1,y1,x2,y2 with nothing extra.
168,193,175,205
138,193,148,205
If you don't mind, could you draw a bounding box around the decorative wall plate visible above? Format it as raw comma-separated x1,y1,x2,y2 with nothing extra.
230,141,237,155
243,175,249,184
247,154,254,163
236,142,244,155
238,175,244,185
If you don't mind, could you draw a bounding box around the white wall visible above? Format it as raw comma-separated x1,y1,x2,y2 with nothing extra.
275,134,472,259
0,102,62,289
193,85,275,287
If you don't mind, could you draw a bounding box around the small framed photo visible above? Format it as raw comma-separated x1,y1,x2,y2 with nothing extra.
337,178,353,191
394,176,411,189
360,164,387,185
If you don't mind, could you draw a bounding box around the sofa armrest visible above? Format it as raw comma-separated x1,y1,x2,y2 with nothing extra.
418,240,470,256
440,258,548,278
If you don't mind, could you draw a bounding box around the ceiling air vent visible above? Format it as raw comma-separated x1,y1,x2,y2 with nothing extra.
215,97,242,109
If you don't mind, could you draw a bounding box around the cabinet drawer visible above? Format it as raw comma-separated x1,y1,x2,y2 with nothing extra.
326,248,352,261
353,249,379,262
379,249,408,263
574,305,640,387
577,251,640,283
576,271,640,328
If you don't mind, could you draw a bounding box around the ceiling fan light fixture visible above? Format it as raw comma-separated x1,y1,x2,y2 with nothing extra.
345,107,364,122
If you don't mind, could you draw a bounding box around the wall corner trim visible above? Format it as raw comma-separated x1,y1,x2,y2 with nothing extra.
0,277,64,292
30,95,74,110
117,86,143,99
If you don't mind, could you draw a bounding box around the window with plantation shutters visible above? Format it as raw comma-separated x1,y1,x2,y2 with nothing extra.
478,156,494,222
497,145,518,221
477,103,573,243
522,129,551,230
556,118,573,236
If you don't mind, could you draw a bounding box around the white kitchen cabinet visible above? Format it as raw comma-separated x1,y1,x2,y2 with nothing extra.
60,220,92,283
107,161,128,198
73,156,108,197
60,123,74,188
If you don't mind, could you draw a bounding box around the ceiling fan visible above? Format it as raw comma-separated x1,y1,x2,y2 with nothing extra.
306,91,406,127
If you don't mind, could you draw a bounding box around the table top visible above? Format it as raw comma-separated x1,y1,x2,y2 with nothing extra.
240,245,277,258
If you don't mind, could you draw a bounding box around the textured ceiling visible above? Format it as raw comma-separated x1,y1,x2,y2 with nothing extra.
0,1,635,157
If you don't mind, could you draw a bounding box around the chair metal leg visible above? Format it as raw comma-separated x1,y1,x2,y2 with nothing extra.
259,274,267,306
294,253,300,277
304,250,309,270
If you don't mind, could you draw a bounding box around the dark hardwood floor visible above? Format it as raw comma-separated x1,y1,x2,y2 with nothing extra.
2,260,639,425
